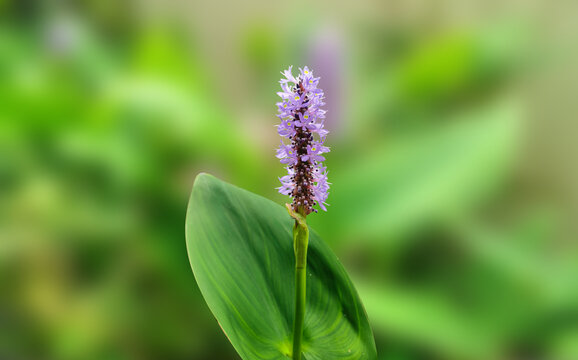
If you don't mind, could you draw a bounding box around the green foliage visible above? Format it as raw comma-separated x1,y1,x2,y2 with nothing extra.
310,98,521,245
186,174,377,360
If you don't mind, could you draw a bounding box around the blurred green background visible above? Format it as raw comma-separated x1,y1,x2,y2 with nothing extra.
2,1,578,359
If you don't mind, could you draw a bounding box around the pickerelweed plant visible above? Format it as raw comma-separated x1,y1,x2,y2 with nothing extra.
276,66,330,359
185,66,376,360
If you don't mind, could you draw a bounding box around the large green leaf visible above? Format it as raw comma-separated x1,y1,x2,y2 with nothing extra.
186,173,376,360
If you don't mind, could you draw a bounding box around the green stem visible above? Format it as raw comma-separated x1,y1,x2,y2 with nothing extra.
291,212,309,360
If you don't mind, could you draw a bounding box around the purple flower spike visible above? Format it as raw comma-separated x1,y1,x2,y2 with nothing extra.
275,66,330,215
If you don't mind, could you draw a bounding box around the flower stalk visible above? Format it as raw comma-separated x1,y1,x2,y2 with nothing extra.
287,205,308,360
276,66,329,360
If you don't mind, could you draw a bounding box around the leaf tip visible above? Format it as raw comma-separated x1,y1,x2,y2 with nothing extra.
193,172,220,189
194,172,211,182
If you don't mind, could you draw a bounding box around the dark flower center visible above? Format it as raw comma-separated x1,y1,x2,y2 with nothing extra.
289,80,317,215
